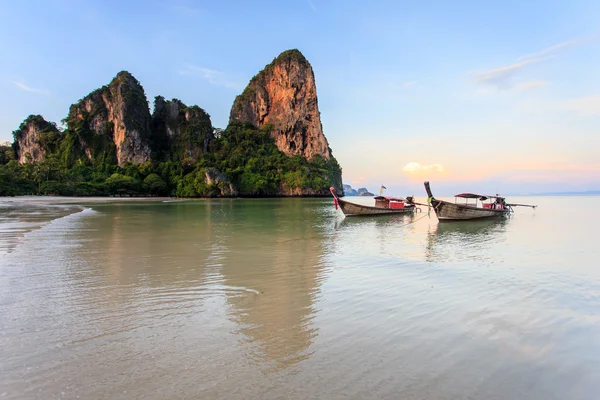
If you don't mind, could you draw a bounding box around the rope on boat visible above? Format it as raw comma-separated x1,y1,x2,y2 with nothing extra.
408,201,435,218
395,211,430,228
412,201,430,208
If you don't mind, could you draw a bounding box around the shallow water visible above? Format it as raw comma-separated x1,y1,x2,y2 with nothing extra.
1,195,599,399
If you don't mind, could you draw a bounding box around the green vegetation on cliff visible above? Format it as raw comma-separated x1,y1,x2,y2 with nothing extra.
62,70,152,167
150,96,214,164
0,121,342,197
12,115,62,163
200,122,341,196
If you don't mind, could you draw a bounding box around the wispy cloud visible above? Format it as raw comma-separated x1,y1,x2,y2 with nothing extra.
400,77,432,88
178,64,241,90
307,0,317,12
178,65,217,77
558,95,600,116
402,162,445,173
517,38,586,62
471,59,541,89
516,81,550,90
471,36,592,90
13,81,50,95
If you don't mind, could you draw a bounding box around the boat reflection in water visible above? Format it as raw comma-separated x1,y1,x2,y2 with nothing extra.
333,212,419,230
425,218,509,264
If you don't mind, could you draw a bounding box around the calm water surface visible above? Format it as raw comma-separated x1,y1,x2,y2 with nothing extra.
1,195,599,399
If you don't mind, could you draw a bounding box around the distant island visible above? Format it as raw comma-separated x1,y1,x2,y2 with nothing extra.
342,184,375,196
0,49,343,197
528,190,600,196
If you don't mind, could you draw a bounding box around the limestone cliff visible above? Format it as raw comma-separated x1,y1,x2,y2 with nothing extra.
204,168,238,197
66,71,152,166
229,49,332,161
12,115,61,164
8,59,345,198
151,96,214,163
277,184,332,197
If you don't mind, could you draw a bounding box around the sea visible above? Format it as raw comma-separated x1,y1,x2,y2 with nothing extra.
1,195,599,399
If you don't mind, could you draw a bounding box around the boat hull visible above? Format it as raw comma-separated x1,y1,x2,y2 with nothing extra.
431,199,509,221
339,199,415,216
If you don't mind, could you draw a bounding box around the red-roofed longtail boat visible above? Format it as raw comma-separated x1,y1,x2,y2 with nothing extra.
330,187,417,216
424,181,536,221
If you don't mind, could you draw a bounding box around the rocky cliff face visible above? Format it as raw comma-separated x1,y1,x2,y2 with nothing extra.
204,168,237,196
67,71,152,166
277,183,331,196
151,96,214,162
230,49,331,161
13,115,61,164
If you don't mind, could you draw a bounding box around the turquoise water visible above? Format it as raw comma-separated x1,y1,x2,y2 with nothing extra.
1,195,599,399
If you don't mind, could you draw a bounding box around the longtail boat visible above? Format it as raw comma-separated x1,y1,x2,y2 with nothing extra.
330,187,417,216
424,181,536,221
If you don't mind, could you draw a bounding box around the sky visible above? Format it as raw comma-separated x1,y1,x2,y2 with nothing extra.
1,0,599,195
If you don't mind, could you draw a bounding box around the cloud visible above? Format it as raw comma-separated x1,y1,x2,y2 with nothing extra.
557,95,600,116
178,65,217,78
402,162,445,174
516,81,550,90
307,0,317,12
471,59,540,89
13,81,50,95
471,36,591,90
178,64,240,89
516,38,585,62
400,77,432,88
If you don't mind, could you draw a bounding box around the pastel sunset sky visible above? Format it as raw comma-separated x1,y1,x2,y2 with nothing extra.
1,0,599,195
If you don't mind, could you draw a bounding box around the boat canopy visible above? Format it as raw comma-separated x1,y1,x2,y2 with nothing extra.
374,196,405,202
454,193,504,201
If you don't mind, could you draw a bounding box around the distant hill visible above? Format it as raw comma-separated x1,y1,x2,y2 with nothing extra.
342,184,374,196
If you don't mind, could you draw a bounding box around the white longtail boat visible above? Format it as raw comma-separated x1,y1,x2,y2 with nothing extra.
424,181,536,221
330,187,417,216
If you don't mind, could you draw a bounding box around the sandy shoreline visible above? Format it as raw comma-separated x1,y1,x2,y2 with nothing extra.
0,195,332,206
0,196,177,205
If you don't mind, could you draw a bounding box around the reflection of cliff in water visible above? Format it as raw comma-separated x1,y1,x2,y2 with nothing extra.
214,199,327,371
425,219,509,264
99,202,225,284
70,199,327,372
